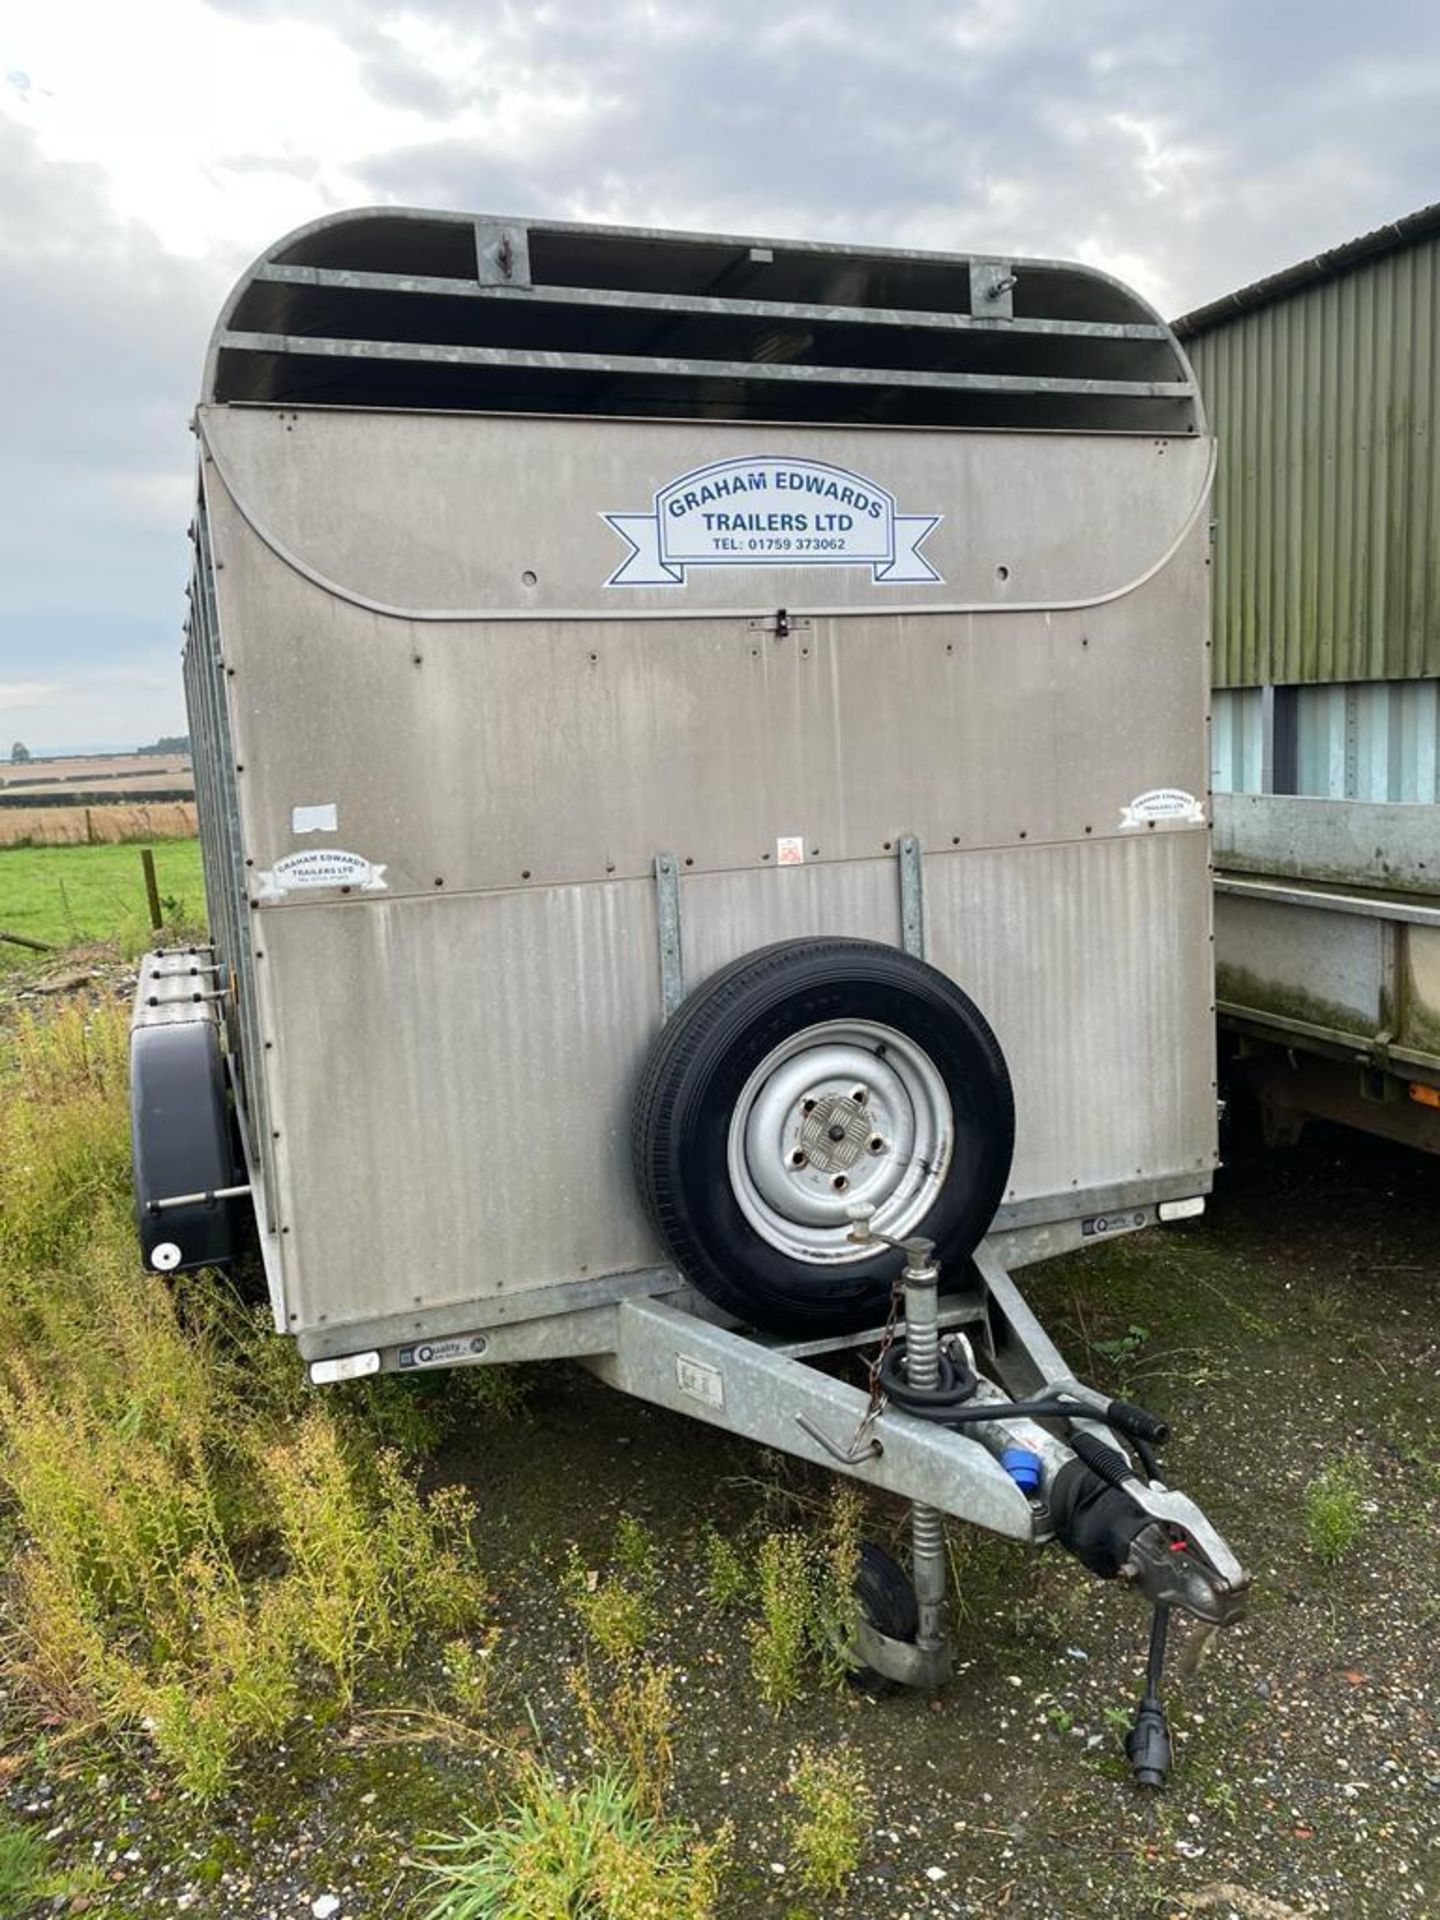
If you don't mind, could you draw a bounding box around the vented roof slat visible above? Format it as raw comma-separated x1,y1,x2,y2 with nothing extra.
206,208,1203,432
218,331,1193,401
251,261,1173,344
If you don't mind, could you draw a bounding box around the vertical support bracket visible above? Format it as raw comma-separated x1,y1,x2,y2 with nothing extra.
969,258,1017,320
898,834,926,958
475,221,531,288
654,852,685,1019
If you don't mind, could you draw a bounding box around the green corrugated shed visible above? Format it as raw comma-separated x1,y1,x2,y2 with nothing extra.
1176,208,1440,689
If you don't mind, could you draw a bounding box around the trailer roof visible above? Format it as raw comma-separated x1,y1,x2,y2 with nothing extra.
205,208,1201,435
1174,201,1440,339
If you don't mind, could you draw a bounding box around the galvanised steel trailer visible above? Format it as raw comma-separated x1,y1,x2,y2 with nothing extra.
131,210,1247,1782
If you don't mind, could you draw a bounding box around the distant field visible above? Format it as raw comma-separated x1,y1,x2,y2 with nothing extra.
0,750,192,794
0,838,206,961
0,799,198,848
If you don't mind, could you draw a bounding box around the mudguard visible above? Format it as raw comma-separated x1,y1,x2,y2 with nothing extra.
130,956,245,1273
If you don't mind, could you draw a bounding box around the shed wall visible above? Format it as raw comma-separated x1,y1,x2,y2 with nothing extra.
1189,232,1440,688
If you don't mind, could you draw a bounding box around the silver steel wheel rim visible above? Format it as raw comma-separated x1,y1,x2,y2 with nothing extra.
726,1018,954,1265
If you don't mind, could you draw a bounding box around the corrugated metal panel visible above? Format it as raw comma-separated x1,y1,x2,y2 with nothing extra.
1189,232,1440,687
1213,680,1440,798
1211,687,1265,793
1293,680,1440,799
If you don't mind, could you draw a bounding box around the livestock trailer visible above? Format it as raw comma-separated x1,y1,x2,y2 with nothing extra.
1178,204,1440,1153
132,209,1247,1781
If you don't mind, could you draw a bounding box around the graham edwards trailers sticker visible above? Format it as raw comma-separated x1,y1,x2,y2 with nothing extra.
603,456,942,587
255,849,388,899
1119,789,1205,829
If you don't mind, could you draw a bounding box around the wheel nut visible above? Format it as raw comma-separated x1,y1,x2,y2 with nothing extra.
827,1124,846,1143
791,1149,807,1167
802,1098,817,1114
832,1174,849,1192
868,1135,885,1153
851,1087,868,1104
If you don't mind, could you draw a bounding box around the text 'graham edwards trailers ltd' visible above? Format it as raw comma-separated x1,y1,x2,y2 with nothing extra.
131,209,1248,1783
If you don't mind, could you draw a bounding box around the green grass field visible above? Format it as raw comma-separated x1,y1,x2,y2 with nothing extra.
0,839,205,963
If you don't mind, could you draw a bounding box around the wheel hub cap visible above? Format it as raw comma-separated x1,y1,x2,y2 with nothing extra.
727,1019,954,1266
800,1092,872,1174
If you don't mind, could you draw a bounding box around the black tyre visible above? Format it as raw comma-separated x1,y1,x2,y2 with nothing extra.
632,937,1013,1334
848,1540,920,1692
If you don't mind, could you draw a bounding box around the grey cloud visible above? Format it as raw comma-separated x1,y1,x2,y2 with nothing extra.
6,0,1440,745
0,117,226,715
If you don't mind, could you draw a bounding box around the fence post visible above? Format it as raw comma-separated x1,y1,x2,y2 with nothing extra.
141,849,163,932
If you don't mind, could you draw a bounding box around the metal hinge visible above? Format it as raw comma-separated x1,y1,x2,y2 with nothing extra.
747,609,812,639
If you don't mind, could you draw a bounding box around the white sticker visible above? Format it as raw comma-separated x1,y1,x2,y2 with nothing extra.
310,1350,382,1385
1119,788,1205,830
255,849,388,899
776,836,805,867
676,1354,725,1411
1158,1196,1206,1223
291,803,338,834
602,455,942,587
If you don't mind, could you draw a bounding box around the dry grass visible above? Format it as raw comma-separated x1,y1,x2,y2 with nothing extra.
0,801,197,848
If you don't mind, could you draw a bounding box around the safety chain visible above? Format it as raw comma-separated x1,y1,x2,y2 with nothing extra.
847,1267,909,1457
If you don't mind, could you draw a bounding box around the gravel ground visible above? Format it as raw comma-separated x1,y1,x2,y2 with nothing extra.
3,1116,1438,1919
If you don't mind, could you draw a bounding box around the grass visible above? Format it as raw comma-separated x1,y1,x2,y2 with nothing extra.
0,1815,51,1917
0,994,486,1797
748,1484,862,1709
785,1745,871,1895
569,1659,677,1818
1302,1455,1368,1564
0,837,204,963
414,1766,730,1920
566,1513,661,1660
701,1522,751,1610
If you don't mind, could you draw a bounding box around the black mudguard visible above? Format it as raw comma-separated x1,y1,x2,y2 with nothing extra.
130,1018,243,1273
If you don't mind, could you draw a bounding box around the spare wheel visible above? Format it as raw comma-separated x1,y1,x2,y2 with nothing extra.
631,937,1013,1335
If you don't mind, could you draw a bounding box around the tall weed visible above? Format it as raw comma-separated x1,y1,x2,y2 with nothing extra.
748,1484,863,1708
0,998,485,1795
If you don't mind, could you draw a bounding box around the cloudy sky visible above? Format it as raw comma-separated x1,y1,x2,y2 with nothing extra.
3,0,1438,751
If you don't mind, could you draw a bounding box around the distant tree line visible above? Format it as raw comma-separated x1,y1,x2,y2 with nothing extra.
136,736,190,755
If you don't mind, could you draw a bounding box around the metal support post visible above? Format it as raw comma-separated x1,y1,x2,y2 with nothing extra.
899,1239,952,1679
